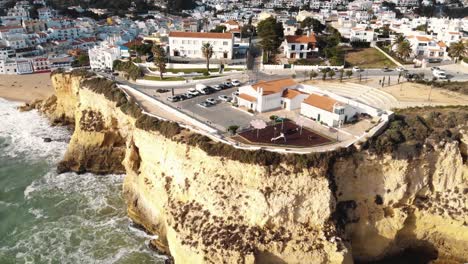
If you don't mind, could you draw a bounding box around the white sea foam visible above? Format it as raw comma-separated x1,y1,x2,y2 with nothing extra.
0,98,70,162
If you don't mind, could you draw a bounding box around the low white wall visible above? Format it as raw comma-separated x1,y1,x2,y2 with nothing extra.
262,64,344,71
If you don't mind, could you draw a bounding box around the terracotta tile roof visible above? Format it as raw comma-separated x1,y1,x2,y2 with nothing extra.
252,78,297,95
437,41,446,47
169,31,233,39
285,34,317,44
282,89,307,99
224,20,239,25
415,36,431,42
303,94,343,112
238,93,257,102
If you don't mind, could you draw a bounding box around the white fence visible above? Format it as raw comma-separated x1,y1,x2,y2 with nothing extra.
140,62,246,70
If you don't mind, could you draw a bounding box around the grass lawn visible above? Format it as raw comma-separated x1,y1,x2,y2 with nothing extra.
345,48,396,68
143,75,221,81
143,75,185,81
149,68,219,73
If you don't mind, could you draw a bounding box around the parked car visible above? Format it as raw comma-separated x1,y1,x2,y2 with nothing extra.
352,66,361,72
218,95,232,102
231,80,241,87
396,66,407,72
382,67,392,72
232,91,239,97
183,93,194,99
206,98,217,104
223,82,233,88
433,70,447,79
431,67,441,72
212,85,222,91
197,102,213,108
167,96,180,102
200,87,215,95
187,88,200,96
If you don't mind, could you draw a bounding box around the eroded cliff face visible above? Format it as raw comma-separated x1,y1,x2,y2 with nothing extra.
42,73,468,263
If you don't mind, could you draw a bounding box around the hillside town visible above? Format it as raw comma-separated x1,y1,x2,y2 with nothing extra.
0,0,467,149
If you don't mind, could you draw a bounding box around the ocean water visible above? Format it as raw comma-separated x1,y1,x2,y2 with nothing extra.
0,98,166,264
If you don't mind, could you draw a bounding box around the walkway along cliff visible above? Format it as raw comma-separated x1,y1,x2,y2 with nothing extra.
31,70,468,264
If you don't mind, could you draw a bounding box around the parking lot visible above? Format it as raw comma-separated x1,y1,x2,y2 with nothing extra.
143,82,257,131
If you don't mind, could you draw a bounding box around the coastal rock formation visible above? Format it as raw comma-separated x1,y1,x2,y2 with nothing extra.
41,72,468,263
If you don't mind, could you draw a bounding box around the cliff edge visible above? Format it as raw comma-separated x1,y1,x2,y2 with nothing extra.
37,71,468,263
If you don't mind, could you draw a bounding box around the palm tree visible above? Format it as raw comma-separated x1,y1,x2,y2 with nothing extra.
338,69,344,82
328,70,336,79
152,45,167,80
392,34,406,49
345,70,353,79
448,40,467,62
201,43,214,72
396,40,412,61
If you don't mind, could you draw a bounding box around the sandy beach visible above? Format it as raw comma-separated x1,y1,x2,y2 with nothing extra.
0,73,54,103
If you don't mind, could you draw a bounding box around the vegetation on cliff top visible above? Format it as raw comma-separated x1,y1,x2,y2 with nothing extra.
364,106,468,159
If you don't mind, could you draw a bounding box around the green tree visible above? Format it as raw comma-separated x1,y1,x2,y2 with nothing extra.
77,54,89,66
321,68,328,80
392,34,406,48
448,40,467,62
201,43,214,72
210,25,227,33
300,17,325,33
309,71,318,80
345,70,353,79
152,45,167,80
396,40,412,61
257,17,284,63
328,70,336,79
339,69,344,82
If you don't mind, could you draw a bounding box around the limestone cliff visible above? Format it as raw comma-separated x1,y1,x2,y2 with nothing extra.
41,72,468,263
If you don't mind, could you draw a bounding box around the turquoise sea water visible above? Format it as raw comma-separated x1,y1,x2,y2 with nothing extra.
0,98,165,264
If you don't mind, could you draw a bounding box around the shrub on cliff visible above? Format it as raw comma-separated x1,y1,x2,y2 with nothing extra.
113,60,143,81
365,106,468,158
135,114,181,138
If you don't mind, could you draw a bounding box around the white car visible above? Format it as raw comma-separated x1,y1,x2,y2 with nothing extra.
187,88,200,96
433,71,447,79
232,91,239,97
396,66,407,72
206,98,217,104
231,80,241,87
212,85,222,91
218,95,232,102
197,102,212,108
352,66,361,72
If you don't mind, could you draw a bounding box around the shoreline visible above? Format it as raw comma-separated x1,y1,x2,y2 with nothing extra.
0,73,54,103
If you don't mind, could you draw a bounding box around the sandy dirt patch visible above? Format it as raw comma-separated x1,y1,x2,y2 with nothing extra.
0,73,54,102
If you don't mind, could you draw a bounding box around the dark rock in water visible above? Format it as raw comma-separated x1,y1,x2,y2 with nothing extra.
43,137,52,143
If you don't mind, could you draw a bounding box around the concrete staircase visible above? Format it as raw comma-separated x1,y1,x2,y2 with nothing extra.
313,82,399,110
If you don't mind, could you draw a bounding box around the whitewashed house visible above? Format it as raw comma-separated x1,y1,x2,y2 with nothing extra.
301,94,357,127
350,27,375,42
282,32,318,59
406,35,449,62
168,31,234,59
0,59,17,74
237,78,308,113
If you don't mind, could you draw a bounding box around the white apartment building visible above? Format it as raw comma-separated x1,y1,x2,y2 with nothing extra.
16,59,33,74
89,42,122,70
0,47,15,59
0,59,17,74
48,27,80,40
406,35,449,62
168,32,234,59
350,27,375,42
38,7,53,20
